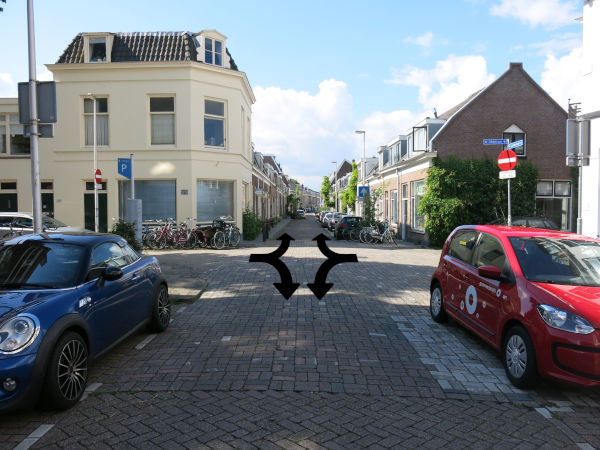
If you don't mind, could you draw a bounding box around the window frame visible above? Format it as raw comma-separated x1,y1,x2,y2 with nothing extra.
204,37,224,66
502,131,526,157
83,96,109,147
204,98,227,149
149,96,176,146
411,179,426,232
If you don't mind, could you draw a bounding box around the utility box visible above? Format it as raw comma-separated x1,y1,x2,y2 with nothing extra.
125,199,143,244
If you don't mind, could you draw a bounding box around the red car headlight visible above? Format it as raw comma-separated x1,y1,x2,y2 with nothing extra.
537,304,595,335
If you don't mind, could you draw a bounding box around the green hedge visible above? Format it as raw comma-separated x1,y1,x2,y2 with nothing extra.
243,208,263,240
419,156,538,247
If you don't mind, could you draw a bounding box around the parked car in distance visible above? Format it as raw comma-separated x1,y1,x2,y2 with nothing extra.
0,232,170,412
322,213,333,228
296,209,305,218
430,225,600,388
318,211,328,222
328,212,347,231
487,216,560,230
0,212,87,241
334,215,362,239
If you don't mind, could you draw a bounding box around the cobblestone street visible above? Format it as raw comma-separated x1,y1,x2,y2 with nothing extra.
3,215,600,449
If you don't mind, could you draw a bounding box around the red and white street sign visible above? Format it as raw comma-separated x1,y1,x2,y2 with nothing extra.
94,169,102,185
498,150,517,171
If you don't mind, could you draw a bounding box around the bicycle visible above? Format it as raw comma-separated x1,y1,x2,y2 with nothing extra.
364,222,398,245
210,217,240,249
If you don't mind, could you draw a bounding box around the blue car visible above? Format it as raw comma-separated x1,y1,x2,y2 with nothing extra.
0,232,170,412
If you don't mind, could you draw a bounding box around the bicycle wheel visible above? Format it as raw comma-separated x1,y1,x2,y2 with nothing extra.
212,231,225,250
343,229,353,242
350,228,361,242
229,229,241,248
145,231,159,249
386,231,399,246
184,232,197,249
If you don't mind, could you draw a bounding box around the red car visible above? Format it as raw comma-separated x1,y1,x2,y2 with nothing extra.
430,225,600,388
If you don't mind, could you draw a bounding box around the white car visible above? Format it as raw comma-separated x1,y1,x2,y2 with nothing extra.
0,212,87,241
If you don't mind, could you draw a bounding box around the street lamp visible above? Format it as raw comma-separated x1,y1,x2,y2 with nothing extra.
87,93,99,232
331,160,337,211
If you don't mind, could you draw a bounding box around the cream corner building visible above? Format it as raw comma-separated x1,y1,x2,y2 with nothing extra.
1,29,255,231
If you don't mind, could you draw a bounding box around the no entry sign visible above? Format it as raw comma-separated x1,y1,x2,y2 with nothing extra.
498,150,517,171
95,169,102,185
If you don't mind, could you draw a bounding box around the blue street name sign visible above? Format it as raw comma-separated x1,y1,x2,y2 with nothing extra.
118,158,131,179
483,139,509,145
358,186,370,198
507,139,523,150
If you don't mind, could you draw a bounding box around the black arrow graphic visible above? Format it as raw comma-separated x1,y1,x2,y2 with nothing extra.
308,233,358,299
249,233,299,299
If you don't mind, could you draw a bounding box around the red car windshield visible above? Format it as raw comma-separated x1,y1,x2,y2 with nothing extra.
509,236,600,287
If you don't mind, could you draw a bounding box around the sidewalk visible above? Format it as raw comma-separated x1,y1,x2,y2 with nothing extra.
240,216,292,247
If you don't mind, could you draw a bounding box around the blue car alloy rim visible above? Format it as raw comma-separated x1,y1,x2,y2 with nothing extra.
58,338,88,401
158,287,171,328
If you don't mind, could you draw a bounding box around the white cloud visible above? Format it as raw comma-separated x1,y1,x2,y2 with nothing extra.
0,73,17,97
540,46,583,106
490,0,579,28
386,55,496,112
403,32,435,48
529,32,581,56
358,110,423,151
252,79,356,190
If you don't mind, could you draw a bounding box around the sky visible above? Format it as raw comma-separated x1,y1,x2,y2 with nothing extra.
0,0,584,190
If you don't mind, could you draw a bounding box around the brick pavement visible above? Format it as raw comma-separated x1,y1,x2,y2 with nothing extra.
2,214,600,449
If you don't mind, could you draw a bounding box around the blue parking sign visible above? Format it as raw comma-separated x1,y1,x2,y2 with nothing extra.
358,186,370,198
118,158,131,179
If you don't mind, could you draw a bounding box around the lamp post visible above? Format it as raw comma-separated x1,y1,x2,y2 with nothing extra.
331,160,337,211
355,130,366,216
87,93,99,232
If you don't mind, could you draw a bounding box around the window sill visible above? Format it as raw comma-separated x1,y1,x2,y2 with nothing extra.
0,154,31,158
410,228,426,234
204,145,228,151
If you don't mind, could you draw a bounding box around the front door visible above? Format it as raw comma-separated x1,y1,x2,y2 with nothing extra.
84,193,108,232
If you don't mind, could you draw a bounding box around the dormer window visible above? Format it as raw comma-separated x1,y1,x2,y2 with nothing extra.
205,38,223,66
89,37,106,62
83,34,113,63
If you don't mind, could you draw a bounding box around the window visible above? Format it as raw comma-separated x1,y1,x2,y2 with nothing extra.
0,181,18,212
413,127,427,152
535,180,571,230
502,127,526,157
84,97,109,146
88,242,130,280
391,190,398,223
196,180,234,221
205,38,223,66
0,114,30,156
204,99,225,147
411,179,426,231
473,233,507,272
89,37,107,62
384,191,389,219
150,97,175,145
448,230,479,265
118,180,175,221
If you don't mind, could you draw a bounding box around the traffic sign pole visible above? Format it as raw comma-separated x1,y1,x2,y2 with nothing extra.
508,179,512,226
130,153,135,199
93,96,98,233
497,150,517,226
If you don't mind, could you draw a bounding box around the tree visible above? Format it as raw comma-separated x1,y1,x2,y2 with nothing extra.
320,176,334,209
345,161,359,212
419,156,539,246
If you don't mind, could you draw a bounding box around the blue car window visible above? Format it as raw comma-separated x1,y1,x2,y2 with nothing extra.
0,242,86,288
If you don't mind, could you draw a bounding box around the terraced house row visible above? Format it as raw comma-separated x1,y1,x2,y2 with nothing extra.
354,62,572,244
0,29,298,230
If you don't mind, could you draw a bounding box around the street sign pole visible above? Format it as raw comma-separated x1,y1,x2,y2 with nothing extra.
27,0,42,234
93,96,98,233
507,178,512,226
130,153,135,199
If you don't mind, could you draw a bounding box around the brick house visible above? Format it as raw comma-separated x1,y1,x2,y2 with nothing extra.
368,62,570,243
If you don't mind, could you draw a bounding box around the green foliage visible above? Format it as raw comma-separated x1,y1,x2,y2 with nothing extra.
341,161,359,213
362,184,384,224
111,219,141,252
243,208,263,240
419,157,539,246
320,176,334,208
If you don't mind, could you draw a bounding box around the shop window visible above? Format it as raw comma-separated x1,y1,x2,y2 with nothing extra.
197,180,233,221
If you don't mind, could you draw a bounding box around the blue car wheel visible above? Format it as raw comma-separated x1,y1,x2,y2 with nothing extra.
41,331,88,410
